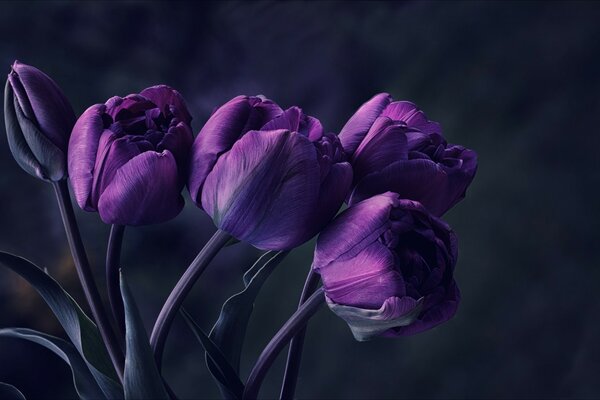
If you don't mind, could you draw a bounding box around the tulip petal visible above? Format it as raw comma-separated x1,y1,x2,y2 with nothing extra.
98,150,184,226
10,61,75,151
349,157,473,216
310,161,353,232
202,129,321,250
387,280,460,336
261,107,323,141
326,295,424,341
339,93,391,156
11,90,66,181
313,192,400,270
188,96,282,206
320,241,406,309
90,133,143,208
351,117,409,182
382,101,442,135
4,81,45,180
140,85,192,125
188,96,253,205
158,121,194,174
68,104,108,210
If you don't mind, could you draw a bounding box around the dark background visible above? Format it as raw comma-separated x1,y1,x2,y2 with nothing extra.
1,1,599,399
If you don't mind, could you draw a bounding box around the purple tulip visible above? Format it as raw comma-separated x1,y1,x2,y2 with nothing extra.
312,192,459,340
4,61,76,181
339,93,477,216
188,96,353,250
68,85,193,226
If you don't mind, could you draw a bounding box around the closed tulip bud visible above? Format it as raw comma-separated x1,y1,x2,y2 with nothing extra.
189,96,353,250
68,85,193,226
4,61,76,181
313,192,459,341
340,93,477,216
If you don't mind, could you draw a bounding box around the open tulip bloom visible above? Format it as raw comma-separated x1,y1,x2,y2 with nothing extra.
1,62,478,400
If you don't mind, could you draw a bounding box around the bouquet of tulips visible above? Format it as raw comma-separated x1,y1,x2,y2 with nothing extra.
0,61,477,399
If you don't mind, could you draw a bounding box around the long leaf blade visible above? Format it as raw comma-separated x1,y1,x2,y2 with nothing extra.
0,382,26,400
207,251,289,381
120,272,168,400
0,251,122,399
180,308,244,399
0,328,106,399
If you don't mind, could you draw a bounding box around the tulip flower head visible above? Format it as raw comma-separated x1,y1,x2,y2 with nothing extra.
4,61,76,181
313,192,459,341
339,93,477,216
189,96,353,250
68,85,193,226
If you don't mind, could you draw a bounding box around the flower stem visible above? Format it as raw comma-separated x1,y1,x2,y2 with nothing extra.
106,224,126,340
150,229,232,367
279,268,320,399
243,288,325,400
52,180,124,383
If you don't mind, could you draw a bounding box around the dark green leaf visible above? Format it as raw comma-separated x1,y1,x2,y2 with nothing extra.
0,382,26,400
0,252,122,399
0,328,106,399
242,251,273,286
120,272,168,400
208,251,289,380
180,309,244,399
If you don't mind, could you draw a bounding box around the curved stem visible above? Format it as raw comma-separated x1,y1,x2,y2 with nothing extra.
150,229,232,368
106,224,126,341
279,268,320,399
52,180,124,383
243,288,325,400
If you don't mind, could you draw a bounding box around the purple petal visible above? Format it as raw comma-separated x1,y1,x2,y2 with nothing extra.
306,160,353,236
140,85,192,125
105,95,156,121
320,240,405,309
261,107,323,141
201,129,321,250
158,121,194,172
90,133,143,208
339,93,391,156
382,101,442,135
313,192,401,270
387,280,460,336
188,96,282,206
97,150,184,226
10,61,75,151
351,117,409,182
349,156,475,217
68,104,107,211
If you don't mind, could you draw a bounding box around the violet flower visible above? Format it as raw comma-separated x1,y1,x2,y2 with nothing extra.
68,85,193,226
339,93,477,216
312,192,459,340
188,96,352,250
4,61,76,181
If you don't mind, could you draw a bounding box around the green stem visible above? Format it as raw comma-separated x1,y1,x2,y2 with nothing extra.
52,180,124,383
243,288,325,400
279,268,320,399
106,224,126,340
150,229,232,367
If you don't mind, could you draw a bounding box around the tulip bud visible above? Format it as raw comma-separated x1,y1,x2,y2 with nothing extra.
189,96,353,250
4,61,76,181
313,192,459,341
68,85,193,226
339,93,478,216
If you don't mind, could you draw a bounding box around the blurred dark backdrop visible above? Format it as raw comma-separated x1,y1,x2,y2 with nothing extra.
1,1,599,399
